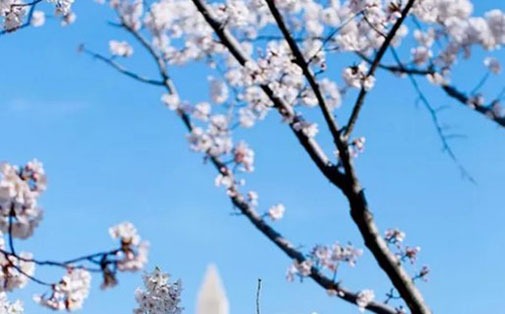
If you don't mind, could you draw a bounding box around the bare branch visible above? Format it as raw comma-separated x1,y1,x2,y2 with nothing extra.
408,73,476,182
256,278,261,314
357,55,505,128
80,46,165,86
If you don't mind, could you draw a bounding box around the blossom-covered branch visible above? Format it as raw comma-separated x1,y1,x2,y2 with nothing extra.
343,0,416,139
0,160,148,311
189,1,430,313
85,10,397,312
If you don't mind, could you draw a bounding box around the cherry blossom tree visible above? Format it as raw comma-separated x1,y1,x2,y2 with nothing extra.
1,0,505,313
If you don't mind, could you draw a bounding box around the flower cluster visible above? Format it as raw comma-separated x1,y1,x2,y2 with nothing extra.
0,161,149,311
109,222,149,272
1,0,75,31
133,267,183,314
0,292,23,313
0,160,46,239
384,228,422,264
310,242,363,269
287,242,363,281
343,63,375,91
0,249,35,291
34,268,91,311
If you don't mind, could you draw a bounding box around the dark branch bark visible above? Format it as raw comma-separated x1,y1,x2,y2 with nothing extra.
441,84,505,127
191,0,346,187
265,0,341,147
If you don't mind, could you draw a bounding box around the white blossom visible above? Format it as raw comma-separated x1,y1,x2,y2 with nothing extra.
293,121,319,138
268,203,285,221
356,289,375,312
343,63,375,91
109,40,134,57
34,268,91,311
0,292,23,313
31,11,45,27
133,267,182,314
110,222,149,272
0,160,45,239
161,93,180,110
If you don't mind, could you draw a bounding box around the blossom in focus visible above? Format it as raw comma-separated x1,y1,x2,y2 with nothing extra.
133,267,183,314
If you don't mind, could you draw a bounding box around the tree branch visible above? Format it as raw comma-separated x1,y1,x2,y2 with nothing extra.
357,55,505,128
190,0,346,188
343,0,416,139
264,0,341,147
190,1,431,313
0,0,43,36
80,46,165,86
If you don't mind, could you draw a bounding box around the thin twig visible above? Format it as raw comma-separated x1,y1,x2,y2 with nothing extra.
256,278,262,314
80,46,165,86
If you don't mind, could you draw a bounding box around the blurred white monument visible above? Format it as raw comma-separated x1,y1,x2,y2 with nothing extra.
196,264,229,314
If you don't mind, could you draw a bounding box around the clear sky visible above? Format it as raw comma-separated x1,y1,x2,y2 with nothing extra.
1,1,505,313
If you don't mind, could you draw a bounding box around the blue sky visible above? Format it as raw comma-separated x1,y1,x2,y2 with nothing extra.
2,1,505,313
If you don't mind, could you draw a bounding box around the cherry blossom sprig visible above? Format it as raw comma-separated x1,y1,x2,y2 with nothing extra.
0,0,75,34
0,160,148,311
286,242,363,282
383,228,430,311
